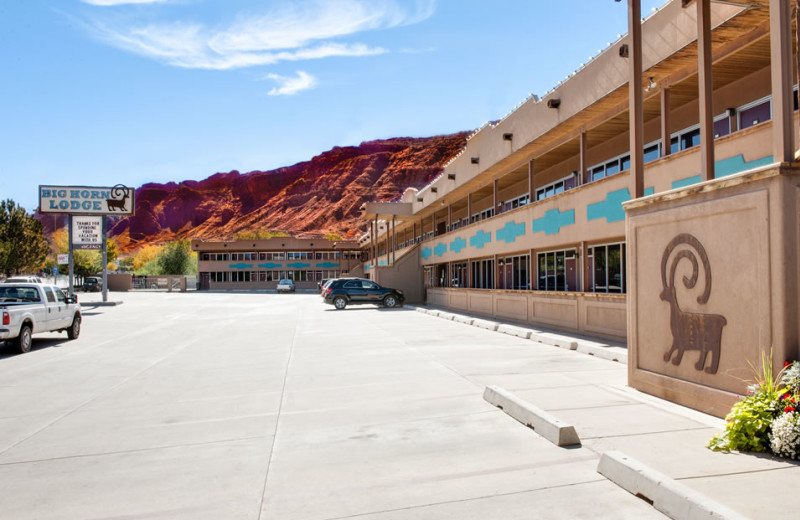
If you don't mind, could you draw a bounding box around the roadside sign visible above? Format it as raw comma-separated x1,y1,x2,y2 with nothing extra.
57,253,69,264
72,216,103,250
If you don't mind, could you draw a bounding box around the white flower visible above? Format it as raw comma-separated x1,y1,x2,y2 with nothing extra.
770,412,800,459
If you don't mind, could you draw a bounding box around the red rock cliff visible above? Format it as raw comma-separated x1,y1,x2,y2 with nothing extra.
103,132,468,252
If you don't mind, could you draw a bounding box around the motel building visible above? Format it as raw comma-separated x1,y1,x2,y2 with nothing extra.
192,237,365,291
360,0,800,417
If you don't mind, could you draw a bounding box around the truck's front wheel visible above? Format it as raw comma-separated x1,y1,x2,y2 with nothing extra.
15,324,32,354
67,315,81,340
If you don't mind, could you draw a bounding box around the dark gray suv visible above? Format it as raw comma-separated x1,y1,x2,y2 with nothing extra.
321,278,404,310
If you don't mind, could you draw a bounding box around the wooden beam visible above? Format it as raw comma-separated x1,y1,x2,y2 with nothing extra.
661,87,671,157
771,0,795,162
698,0,715,181
629,0,645,198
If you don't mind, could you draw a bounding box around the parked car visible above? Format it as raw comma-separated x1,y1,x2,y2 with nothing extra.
322,278,404,310
82,277,102,292
0,283,81,353
4,276,43,284
317,278,330,292
277,279,296,293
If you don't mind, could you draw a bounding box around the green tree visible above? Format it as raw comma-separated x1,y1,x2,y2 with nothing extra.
156,238,195,275
233,229,290,240
0,200,49,277
324,232,343,241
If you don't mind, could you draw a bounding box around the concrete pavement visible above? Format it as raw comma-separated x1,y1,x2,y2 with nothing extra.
0,292,795,519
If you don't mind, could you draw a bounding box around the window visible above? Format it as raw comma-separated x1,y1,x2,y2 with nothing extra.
44,287,56,303
471,208,495,224
643,143,659,164
536,174,576,201
588,243,626,293
452,262,468,287
536,249,577,291
738,97,771,130
497,194,530,214
470,259,494,289
713,113,731,138
497,254,529,290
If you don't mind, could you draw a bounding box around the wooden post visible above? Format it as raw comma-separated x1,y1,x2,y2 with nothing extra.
771,0,795,163
661,87,671,157
628,0,645,198
697,0,715,181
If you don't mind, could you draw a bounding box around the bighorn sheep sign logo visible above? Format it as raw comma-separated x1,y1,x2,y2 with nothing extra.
660,233,727,374
39,184,135,216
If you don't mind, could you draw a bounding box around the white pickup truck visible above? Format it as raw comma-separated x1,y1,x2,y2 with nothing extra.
0,283,81,353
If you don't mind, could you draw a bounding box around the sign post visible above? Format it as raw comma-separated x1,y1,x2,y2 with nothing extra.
39,185,135,302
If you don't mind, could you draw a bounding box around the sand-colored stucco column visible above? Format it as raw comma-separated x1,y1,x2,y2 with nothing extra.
697,0,715,182
627,0,644,198
770,0,795,163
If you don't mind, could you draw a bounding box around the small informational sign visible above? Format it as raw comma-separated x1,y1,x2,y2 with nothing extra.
72,216,103,250
57,254,69,264
53,266,59,276
39,184,135,215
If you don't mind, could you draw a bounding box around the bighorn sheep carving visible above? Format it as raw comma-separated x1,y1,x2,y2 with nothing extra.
660,233,727,374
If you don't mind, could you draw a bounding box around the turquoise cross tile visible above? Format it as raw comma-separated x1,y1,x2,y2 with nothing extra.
315,262,340,268
715,154,773,178
532,208,575,235
421,247,432,260
229,263,254,269
434,242,447,257
378,259,388,266
450,237,467,253
258,262,282,269
587,187,653,224
671,175,701,190
496,220,526,243
469,230,492,249
287,262,311,269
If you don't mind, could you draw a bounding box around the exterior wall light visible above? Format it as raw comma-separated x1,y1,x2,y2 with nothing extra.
471,157,480,164
447,173,456,180
619,44,629,58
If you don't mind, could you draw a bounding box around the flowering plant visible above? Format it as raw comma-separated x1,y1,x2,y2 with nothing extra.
707,352,800,458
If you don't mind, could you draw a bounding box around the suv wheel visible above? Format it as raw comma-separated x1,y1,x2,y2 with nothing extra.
383,295,397,308
333,296,347,310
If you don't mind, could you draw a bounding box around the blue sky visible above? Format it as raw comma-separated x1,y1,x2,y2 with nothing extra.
2,0,666,212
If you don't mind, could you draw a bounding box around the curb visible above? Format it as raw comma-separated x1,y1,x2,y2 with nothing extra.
530,332,577,350
597,451,751,520
483,385,581,447
415,305,626,363
497,324,532,339
472,318,500,331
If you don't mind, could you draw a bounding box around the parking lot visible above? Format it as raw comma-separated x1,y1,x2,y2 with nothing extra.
0,291,779,519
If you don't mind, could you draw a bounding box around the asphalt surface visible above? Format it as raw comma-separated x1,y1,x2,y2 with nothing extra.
0,291,796,519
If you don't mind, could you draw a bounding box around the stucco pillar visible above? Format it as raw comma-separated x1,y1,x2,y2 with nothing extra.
628,0,645,198
697,0,715,181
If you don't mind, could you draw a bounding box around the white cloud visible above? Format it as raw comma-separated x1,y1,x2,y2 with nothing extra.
82,0,167,5
266,71,318,96
79,0,436,70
